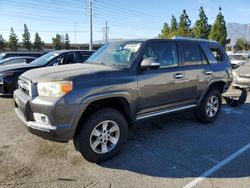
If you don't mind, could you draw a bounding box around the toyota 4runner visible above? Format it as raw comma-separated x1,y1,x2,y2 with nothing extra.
14,38,233,163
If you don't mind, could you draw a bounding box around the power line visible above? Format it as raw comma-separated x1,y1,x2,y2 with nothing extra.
0,12,84,24
95,1,162,20
0,29,102,33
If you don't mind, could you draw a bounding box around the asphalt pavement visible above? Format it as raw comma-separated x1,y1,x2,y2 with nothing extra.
0,96,250,188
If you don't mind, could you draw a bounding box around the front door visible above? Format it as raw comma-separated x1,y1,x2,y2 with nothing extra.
137,41,184,114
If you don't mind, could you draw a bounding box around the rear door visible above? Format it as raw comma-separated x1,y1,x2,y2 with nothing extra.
180,41,213,104
137,41,185,114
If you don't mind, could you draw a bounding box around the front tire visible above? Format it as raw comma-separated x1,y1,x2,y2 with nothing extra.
195,89,222,123
74,108,128,163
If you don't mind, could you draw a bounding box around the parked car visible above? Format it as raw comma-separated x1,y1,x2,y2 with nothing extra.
229,53,248,65
0,50,94,96
0,52,44,60
0,56,36,66
14,38,232,163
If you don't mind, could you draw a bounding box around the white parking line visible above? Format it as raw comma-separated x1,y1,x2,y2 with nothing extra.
183,142,250,188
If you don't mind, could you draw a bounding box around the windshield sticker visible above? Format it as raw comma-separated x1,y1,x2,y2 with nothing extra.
124,44,141,53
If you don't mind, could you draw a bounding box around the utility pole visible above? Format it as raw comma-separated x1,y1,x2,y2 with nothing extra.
74,22,76,44
89,0,93,50
103,20,109,43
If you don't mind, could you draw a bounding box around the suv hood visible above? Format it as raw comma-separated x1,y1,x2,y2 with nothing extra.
21,63,118,82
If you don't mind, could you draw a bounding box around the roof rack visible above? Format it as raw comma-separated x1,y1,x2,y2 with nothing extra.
172,36,217,43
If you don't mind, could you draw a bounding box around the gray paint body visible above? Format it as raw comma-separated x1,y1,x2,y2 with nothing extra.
13,39,232,142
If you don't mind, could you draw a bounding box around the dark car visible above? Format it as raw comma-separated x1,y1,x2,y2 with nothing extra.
0,52,44,60
0,50,94,96
14,38,232,163
0,56,36,66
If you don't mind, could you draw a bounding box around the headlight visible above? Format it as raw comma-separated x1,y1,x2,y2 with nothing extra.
37,81,73,97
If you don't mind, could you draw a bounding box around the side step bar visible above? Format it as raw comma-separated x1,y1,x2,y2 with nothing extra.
136,104,197,121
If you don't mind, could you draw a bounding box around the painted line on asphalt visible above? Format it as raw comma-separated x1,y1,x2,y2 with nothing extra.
183,142,250,188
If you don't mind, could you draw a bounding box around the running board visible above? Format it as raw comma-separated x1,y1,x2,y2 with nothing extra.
136,104,197,121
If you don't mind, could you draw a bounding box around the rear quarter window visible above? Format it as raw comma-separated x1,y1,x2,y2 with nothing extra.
209,46,227,63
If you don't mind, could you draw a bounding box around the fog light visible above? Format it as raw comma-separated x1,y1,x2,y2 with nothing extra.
33,113,50,125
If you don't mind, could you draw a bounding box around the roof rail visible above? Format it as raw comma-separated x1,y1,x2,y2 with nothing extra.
172,36,217,43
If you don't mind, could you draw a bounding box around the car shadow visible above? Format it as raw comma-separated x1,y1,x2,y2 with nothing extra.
99,103,250,178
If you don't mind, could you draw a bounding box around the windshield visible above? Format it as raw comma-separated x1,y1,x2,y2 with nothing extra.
86,41,143,67
229,55,247,61
30,52,59,66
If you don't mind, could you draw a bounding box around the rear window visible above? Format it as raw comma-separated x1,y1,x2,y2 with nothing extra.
209,47,226,63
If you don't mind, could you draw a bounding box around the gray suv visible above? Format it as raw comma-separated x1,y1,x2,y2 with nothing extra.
14,38,232,163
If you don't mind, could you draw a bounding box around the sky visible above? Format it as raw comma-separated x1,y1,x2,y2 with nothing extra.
0,0,249,44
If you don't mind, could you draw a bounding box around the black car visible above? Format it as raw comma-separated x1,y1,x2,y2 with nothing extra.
0,50,94,96
0,52,44,60
0,56,36,66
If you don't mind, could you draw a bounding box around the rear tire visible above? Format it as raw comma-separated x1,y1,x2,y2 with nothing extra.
74,108,128,163
195,89,222,123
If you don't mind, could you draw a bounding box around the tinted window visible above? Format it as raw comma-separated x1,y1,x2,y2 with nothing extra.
210,47,226,63
78,52,92,62
201,50,208,64
182,43,202,66
143,42,178,68
4,58,26,65
51,53,78,66
25,58,35,63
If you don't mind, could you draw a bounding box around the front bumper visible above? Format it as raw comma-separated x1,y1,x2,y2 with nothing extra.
13,88,78,142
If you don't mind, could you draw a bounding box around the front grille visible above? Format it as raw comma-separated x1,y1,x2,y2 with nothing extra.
18,77,31,96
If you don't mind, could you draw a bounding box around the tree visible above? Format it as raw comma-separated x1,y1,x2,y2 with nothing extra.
170,15,178,37
177,9,191,36
33,32,44,51
0,34,6,51
209,7,230,46
193,7,211,39
8,27,19,51
235,38,250,51
52,34,63,50
64,33,70,49
22,24,32,50
159,22,170,39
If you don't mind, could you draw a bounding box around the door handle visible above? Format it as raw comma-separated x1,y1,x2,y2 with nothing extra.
173,73,184,79
203,70,213,75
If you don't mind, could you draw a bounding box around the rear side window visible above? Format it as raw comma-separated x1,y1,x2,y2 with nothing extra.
181,42,202,66
143,42,178,69
4,58,26,65
78,52,92,62
209,47,226,63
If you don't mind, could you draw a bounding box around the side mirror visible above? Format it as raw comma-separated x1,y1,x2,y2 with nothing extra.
141,57,160,70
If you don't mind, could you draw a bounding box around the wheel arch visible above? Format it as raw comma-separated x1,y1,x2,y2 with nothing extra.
198,79,227,106
72,92,135,138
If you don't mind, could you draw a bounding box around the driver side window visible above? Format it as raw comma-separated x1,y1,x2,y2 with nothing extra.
143,42,178,69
